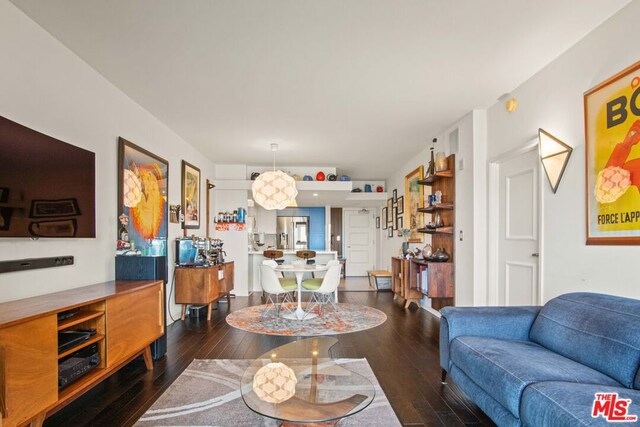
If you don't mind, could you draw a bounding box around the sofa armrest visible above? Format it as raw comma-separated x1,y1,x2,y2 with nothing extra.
439,306,541,372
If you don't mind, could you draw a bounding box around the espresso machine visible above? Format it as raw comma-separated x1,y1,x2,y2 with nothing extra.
175,236,225,266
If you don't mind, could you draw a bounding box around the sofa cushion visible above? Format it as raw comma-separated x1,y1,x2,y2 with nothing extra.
450,336,621,419
521,382,640,426
529,293,640,389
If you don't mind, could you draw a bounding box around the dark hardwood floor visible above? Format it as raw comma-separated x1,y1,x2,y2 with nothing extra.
45,291,494,427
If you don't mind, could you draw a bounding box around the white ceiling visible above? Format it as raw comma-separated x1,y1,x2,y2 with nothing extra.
10,0,629,179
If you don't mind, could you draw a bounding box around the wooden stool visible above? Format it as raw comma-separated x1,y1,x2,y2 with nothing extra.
263,249,284,260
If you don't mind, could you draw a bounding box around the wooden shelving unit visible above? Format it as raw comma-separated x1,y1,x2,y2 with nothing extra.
57,310,104,330
417,154,455,310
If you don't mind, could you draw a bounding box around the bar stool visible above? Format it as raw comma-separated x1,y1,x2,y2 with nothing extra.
264,250,285,278
263,250,284,261
295,250,316,263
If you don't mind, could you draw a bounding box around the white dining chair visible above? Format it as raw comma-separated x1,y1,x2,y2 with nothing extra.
301,264,342,318
260,264,294,323
302,259,341,302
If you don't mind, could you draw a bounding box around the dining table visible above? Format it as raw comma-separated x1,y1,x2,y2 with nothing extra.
274,263,336,320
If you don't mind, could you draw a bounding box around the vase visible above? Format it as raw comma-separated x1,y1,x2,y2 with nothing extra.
421,244,432,259
401,242,409,255
432,247,450,262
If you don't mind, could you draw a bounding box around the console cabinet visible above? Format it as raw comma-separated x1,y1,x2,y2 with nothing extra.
175,262,234,321
0,280,163,427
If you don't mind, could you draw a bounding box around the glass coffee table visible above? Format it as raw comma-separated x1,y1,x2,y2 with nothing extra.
241,337,375,426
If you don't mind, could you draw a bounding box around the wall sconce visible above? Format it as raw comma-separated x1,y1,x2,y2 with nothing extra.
538,128,573,193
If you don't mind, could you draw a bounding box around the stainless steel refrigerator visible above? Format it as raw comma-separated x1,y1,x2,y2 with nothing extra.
277,216,309,250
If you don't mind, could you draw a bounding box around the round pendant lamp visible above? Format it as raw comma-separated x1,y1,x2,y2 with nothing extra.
251,144,297,210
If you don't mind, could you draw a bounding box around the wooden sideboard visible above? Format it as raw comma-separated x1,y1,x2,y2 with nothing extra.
0,280,163,427
175,262,234,321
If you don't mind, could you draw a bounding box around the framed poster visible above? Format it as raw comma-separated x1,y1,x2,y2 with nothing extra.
405,166,424,243
181,161,201,229
585,61,640,245
381,207,388,230
397,196,404,214
386,197,394,227
118,138,168,253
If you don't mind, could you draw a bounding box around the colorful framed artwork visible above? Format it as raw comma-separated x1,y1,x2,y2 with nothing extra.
118,137,168,253
405,165,424,243
585,60,640,245
381,207,388,230
397,196,404,214
181,160,201,229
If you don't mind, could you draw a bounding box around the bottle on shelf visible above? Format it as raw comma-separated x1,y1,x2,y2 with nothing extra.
426,138,437,178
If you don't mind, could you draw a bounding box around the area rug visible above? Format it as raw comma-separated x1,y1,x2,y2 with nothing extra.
135,359,401,426
225,303,386,336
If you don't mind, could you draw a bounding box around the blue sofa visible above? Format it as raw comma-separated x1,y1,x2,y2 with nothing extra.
440,293,640,426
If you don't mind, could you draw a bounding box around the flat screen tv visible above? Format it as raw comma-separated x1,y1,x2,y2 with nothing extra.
0,115,96,238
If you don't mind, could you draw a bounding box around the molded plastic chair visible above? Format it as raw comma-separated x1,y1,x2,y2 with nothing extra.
302,264,342,318
259,264,294,323
262,260,297,291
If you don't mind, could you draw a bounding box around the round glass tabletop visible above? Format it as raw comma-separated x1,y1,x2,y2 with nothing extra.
240,337,375,424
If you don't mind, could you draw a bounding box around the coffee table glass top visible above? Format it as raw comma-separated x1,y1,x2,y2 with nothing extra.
240,337,375,424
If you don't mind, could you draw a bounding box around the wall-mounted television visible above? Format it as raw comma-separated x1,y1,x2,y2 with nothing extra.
0,115,95,238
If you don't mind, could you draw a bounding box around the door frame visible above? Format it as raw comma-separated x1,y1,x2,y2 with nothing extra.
488,139,544,305
342,207,377,276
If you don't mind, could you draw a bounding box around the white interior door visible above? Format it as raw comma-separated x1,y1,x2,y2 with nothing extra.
497,149,540,306
343,208,376,276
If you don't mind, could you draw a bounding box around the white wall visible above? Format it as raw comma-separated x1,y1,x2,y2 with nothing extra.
213,165,249,295
486,0,640,301
0,1,214,322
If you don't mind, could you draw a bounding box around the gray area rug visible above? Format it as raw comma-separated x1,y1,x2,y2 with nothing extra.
135,358,401,426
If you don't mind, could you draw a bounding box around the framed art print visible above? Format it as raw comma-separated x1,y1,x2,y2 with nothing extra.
382,207,388,230
182,160,201,229
376,216,380,229
405,165,424,243
585,60,640,245
397,196,404,214
386,197,394,227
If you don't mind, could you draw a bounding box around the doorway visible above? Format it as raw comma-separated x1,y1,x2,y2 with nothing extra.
488,142,542,306
343,208,376,277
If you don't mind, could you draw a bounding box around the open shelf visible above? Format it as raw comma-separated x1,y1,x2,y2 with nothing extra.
418,170,454,185
57,311,104,331
417,226,454,235
418,202,454,213
58,334,104,359
57,367,105,401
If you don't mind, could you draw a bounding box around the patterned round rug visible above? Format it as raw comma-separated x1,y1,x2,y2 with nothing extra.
226,303,387,336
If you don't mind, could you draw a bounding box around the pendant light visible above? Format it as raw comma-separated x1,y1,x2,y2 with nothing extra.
251,143,297,210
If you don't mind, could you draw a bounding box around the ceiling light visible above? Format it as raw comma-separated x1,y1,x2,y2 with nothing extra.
251,144,297,210
313,193,318,197
538,128,572,193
